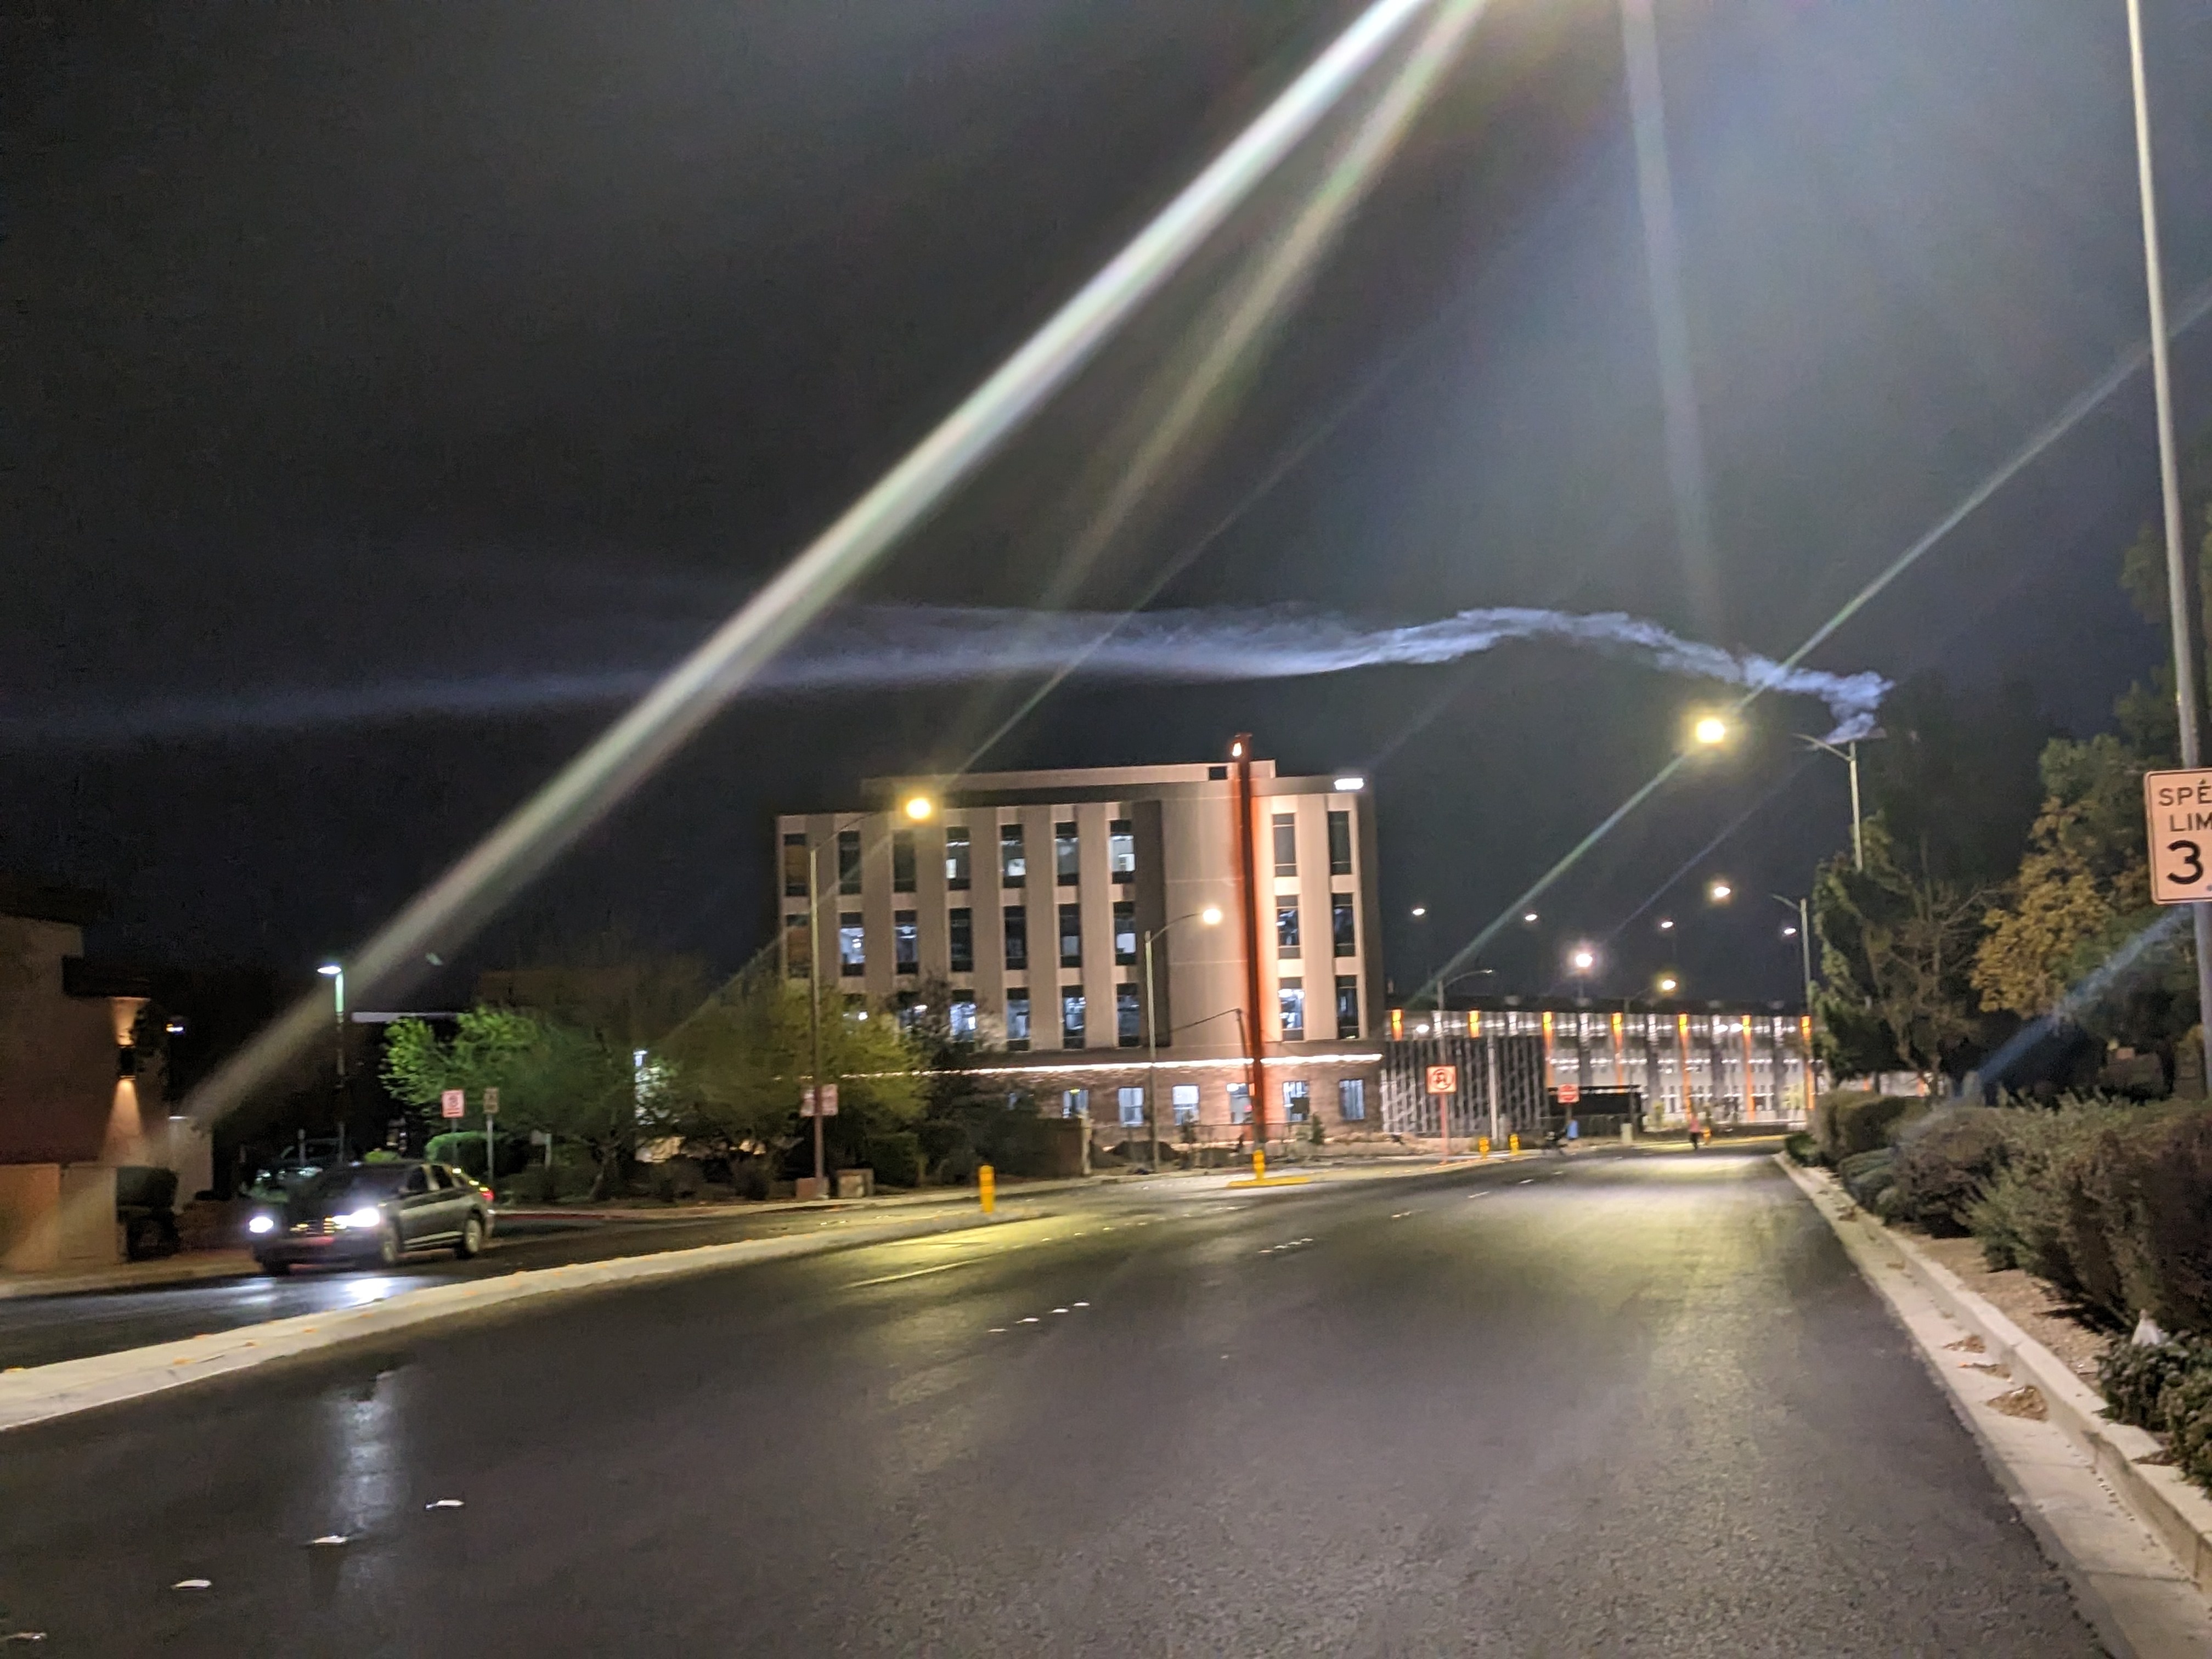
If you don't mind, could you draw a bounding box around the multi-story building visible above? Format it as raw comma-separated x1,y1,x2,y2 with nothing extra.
773,750,1385,1144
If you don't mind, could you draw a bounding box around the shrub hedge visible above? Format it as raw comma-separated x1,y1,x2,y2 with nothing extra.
2100,1334,2212,1489
1813,1092,1922,1164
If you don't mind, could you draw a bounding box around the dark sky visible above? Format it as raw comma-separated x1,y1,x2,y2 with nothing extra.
5,0,2211,1012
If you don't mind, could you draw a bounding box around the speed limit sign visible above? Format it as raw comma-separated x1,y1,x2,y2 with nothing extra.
2145,769,2212,902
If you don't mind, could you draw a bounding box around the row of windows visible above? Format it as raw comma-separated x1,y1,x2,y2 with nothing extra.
1062,1077,1367,1125
832,977,1362,1049
807,896,1357,979
784,806,1354,899
783,822,1141,898
1274,811,1355,878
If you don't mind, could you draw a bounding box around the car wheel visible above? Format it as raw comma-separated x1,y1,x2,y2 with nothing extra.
258,1257,289,1277
378,1224,403,1267
454,1213,484,1261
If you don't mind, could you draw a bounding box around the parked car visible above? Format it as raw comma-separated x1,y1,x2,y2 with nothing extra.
250,1160,493,1273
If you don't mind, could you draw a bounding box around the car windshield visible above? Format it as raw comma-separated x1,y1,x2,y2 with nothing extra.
295,1167,409,1204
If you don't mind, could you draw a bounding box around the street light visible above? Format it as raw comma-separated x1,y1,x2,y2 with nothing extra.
1657,918,1674,932
1656,973,1680,995
1795,734,1878,872
1569,946,1597,974
1706,880,1733,904
1770,892,1817,1118
318,962,347,1159
1142,905,1222,1168
1691,714,1729,747
902,794,934,821
1521,911,1539,924
1410,905,1427,918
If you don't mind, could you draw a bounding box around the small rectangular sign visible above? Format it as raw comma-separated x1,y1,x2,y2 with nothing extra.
2145,768,2212,904
440,1088,465,1120
1424,1064,1458,1096
483,1087,500,1116
800,1084,840,1119
1558,1084,1581,1105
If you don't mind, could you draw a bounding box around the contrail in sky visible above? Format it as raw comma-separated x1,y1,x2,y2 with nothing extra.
1,605,1887,751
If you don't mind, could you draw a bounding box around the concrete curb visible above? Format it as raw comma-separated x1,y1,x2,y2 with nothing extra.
1781,1156,2212,1654
0,1251,260,1303
0,1206,1017,1435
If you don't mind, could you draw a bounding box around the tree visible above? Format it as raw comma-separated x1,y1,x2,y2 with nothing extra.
658,958,926,1177
1813,820,1989,1089
382,1007,658,1199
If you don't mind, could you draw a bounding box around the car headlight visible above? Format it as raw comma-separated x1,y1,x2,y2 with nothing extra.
247,1214,276,1236
332,1206,383,1231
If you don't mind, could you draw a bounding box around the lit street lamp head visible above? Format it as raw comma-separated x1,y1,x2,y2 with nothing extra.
1657,918,1674,931
1707,880,1733,903
316,963,341,977
1657,975,1680,994
902,795,934,821
1570,946,1596,973
1199,905,1223,926
1410,905,1427,918
1521,911,1539,924
1691,714,1729,747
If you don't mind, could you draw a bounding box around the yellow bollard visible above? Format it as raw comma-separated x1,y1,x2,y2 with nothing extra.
979,1163,995,1215
1508,1133,1520,1154
1252,1148,1266,1182
1477,1136,1491,1158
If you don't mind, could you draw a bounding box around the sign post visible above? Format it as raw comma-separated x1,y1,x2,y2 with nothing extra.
1425,1064,1458,1160
482,1087,500,1197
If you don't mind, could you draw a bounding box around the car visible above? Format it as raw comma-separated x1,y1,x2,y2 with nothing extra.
250,1159,494,1274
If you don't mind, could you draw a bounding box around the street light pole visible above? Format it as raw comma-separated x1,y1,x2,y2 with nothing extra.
806,841,827,1195
1771,893,1816,1119
1798,736,1870,872
2124,0,2212,1047
318,963,346,1158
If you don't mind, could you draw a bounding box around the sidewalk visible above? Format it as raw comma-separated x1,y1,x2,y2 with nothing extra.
0,1250,258,1304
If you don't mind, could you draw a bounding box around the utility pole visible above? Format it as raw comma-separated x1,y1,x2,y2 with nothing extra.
2126,0,2212,1048
1229,735,1270,1169
1143,928,1163,1170
807,840,827,1196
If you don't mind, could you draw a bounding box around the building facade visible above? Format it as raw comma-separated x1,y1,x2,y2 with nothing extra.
774,753,1386,1143
1386,997,1819,1127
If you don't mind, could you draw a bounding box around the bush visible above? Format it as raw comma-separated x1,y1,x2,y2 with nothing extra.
1838,1148,1897,1212
2100,1335,2212,1491
1784,1131,1821,1166
1887,1108,2013,1235
866,1130,922,1189
1813,1092,1922,1163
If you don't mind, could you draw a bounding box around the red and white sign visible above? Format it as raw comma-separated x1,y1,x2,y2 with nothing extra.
802,1084,839,1118
2146,768,2212,903
440,1088,465,1120
1424,1065,1458,1096
1556,1084,1581,1105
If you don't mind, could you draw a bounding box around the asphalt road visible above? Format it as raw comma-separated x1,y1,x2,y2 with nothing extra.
0,1195,1018,1370
1,1152,2103,1656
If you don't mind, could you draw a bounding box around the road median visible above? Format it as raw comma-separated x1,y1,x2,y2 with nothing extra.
0,1205,1014,1435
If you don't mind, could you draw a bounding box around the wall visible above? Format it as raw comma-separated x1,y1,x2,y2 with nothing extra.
0,915,112,1164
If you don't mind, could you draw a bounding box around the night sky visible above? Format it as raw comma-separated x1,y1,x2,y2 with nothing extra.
5,0,2211,1017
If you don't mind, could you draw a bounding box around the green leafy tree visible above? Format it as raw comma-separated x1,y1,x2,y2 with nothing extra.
1813,820,1990,1089
382,1007,658,1198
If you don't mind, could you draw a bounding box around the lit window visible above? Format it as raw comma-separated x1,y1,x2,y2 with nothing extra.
1003,905,1028,970
892,832,916,893
948,908,973,973
1058,903,1082,968
1284,1079,1311,1122
1062,990,1086,1049
1062,1087,1089,1119
1113,900,1136,964
837,829,862,895
1333,895,1355,956
1327,809,1352,876
1118,1085,1144,1126
782,832,810,898
1116,984,1141,1047
1055,821,1079,885
1109,819,1136,882
838,915,864,975
1007,992,1030,1049
1340,1077,1367,1121
950,998,977,1040
945,826,971,889
1336,975,1360,1039
1277,904,1300,958
1000,823,1026,886
1279,977,1304,1040
1272,812,1297,877
894,911,917,973
1228,1082,1251,1122
1171,1084,1200,1124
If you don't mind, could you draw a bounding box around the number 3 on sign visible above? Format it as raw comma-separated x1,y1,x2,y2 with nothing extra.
2144,769,2212,903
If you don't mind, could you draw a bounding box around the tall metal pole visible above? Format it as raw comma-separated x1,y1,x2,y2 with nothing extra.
1142,928,1161,1170
1846,742,1865,872
1229,736,1270,1163
807,841,826,1194
2126,0,2212,1046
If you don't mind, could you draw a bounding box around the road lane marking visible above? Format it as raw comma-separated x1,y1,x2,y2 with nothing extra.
844,1260,978,1289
